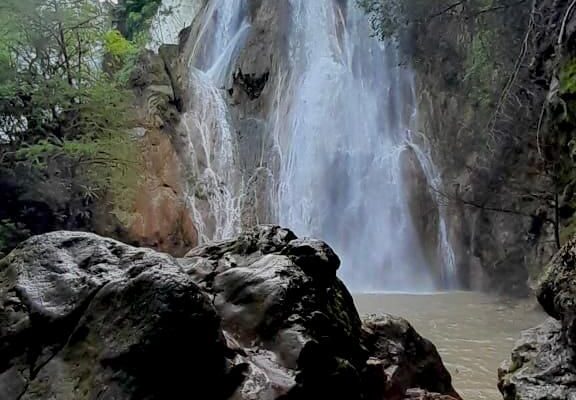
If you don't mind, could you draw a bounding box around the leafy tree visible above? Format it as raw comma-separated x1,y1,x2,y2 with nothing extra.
103,28,141,83
0,0,141,255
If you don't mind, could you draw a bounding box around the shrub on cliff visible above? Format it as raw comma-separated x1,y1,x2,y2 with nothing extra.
115,0,163,40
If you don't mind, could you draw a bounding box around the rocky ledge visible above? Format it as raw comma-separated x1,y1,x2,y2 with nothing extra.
499,235,576,399
0,225,459,400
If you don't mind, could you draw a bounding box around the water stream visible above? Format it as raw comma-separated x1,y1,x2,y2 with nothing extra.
179,0,249,243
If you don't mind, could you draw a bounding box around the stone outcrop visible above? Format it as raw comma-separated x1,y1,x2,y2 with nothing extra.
499,236,576,399
498,318,576,400
361,314,460,400
183,225,365,399
114,46,198,256
0,231,231,399
0,226,459,400
183,225,460,399
537,235,576,347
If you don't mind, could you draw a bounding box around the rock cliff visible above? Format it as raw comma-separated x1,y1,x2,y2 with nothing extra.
388,0,576,294
124,46,198,256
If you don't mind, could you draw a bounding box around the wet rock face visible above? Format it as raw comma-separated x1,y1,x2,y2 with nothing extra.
0,231,230,400
232,69,270,100
361,315,461,400
183,225,459,400
128,128,198,256
183,225,362,370
0,226,459,400
499,237,576,399
537,235,576,344
499,319,576,400
228,0,292,227
126,47,199,257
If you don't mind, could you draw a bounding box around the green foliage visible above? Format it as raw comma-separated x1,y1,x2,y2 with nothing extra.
103,29,143,84
0,219,30,258
464,29,499,107
357,0,407,40
357,0,457,41
105,29,136,58
0,0,143,249
552,59,576,128
560,58,576,95
117,0,162,40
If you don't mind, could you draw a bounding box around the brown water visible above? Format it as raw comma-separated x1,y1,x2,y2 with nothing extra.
354,292,546,400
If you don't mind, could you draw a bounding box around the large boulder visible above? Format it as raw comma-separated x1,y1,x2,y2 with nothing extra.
0,226,459,400
499,236,576,399
498,318,576,400
0,231,235,400
361,314,461,400
182,225,365,399
537,235,576,346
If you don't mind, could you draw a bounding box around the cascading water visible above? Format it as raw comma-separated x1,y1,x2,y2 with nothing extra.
405,120,458,289
179,0,250,243
189,0,250,86
161,0,457,290
276,0,457,291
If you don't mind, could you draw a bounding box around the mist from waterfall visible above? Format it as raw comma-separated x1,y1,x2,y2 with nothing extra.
276,1,457,291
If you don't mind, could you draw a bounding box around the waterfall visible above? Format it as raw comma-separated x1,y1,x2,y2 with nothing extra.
178,0,250,243
275,1,457,291
180,71,241,242
164,0,457,290
405,119,458,289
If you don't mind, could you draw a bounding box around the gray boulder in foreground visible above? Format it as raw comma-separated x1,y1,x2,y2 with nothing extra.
0,231,234,399
499,318,576,400
0,226,459,400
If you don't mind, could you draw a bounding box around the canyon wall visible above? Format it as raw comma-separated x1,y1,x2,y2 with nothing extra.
399,0,576,294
